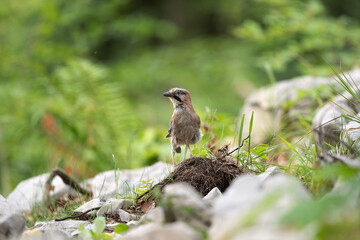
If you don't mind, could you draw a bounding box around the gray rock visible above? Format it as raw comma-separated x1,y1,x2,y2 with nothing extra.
231,226,313,240
209,174,310,240
6,173,71,213
241,68,360,145
21,228,69,240
126,221,138,229
312,92,360,153
345,120,360,142
256,166,282,183
163,183,211,230
94,198,133,218
0,213,26,240
117,222,201,240
202,187,222,205
34,220,91,237
117,209,137,223
139,207,165,224
340,116,360,150
164,183,207,211
6,162,170,214
73,198,107,215
89,162,172,199
0,194,13,216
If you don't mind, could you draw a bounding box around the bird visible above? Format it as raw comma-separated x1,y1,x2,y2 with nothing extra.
163,88,202,165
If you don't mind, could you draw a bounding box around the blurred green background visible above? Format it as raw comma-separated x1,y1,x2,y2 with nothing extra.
1,0,360,195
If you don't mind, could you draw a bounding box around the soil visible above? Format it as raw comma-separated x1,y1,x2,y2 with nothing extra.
137,155,247,201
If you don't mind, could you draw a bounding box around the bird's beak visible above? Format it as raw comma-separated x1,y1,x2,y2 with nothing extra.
163,92,172,97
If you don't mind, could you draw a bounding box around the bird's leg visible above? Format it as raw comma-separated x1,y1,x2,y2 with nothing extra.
187,144,193,157
183,145,188,161
172,149,176,166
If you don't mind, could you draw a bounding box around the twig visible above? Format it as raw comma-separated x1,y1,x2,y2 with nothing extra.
313,129,356,154
55,207,101,221
46,168,93,207
296,115,342,144
136,179,171,201
226,135,250,156
320,153,360,169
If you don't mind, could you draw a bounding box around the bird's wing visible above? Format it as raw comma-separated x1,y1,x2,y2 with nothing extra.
165,122,172,138
195,114,201,128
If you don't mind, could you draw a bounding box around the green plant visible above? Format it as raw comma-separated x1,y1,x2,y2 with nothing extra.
24,195,87,227
280,137,315,187
234,0,360,76
235,112,280,173
281,164,360,240
78,216,129,240
135,179,154,196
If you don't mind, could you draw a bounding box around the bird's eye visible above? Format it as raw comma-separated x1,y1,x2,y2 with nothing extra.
176,90,184,95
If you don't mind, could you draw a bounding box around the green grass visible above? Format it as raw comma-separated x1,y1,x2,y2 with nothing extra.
24,195,89,227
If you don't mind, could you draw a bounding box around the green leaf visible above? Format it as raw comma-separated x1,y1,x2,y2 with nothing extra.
92,217,106,234
78,225,92,240
99,233,114,240
114,224,130,234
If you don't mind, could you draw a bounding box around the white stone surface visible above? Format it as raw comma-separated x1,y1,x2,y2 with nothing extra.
256,166,282,183
89,162,173,199
343,117,360,148
6,173,71,213
231,226,313,240
74,198,107,214
0,213,26,240
241,68,360,144
0,194,14,216
95,198,133,217
116,222,201,240
35,220,91,237
164,183,207,211
118,209,137,222
210,174,310,240
163,183,211,230
202,187,222,205
21,228,69,240
140,207,165,224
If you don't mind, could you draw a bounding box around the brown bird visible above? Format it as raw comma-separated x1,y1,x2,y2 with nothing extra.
163,88,202,165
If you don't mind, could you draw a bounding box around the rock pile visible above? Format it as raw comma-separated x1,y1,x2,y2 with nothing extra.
1,164,314,240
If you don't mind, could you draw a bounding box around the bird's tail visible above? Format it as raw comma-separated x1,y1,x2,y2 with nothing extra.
175,146,181,153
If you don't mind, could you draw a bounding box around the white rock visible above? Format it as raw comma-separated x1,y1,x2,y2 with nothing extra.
241,68,360,145
0,194,14,216
140,207,165,224
202,187,222,205
163,183,211,230
231,225,313,240
313,92,357,151
74,198,107,214
34,220,91,237
118,209,137,222
164,183,207,211
126,220,138,229
6,173,71,213
256,166,282,183
96,199,133,217
210,174,310,240
342,118,360,148
116,222,201,240
0,213,26,240
21,228,69,240
89,162,172,199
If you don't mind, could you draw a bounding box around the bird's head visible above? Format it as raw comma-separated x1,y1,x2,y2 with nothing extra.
163,88,192,108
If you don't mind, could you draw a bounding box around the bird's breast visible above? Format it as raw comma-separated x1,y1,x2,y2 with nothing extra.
171,109,201,145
